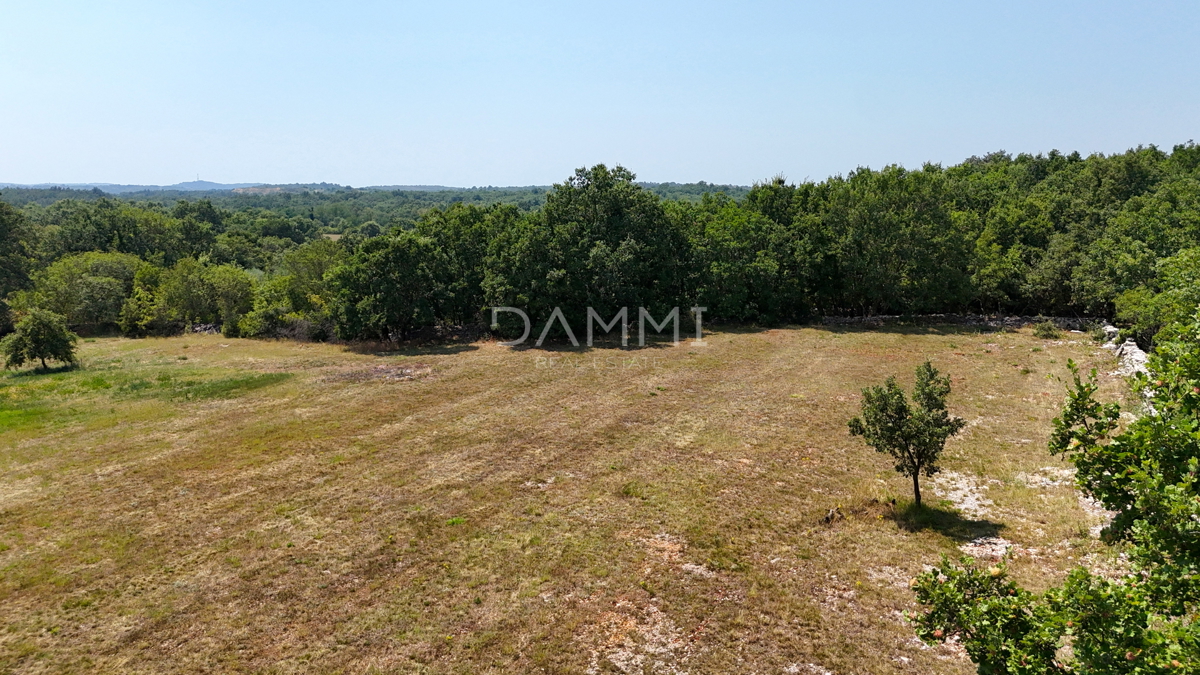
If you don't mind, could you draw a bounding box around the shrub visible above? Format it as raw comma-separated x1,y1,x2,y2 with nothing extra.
1032,320,1062,339
1084,321,1108,342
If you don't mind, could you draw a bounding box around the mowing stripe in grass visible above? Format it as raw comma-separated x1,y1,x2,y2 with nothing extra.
168,373,294,400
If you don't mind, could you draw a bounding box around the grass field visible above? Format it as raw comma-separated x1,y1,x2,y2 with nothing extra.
0,325,1128,674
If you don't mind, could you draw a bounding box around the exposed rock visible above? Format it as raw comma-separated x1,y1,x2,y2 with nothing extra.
680,563,716,578
580,600,694,675
821,314,1103,330
929,471,994,518
1017,466,1075,488
1078,494,1117,538
959,536,1013,560
1108,338,1149,376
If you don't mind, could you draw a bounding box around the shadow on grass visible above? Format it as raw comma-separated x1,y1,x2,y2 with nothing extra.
814,323,1001,337
344,342,480,357
887,502,1004,542
340,314,1046,356
510,321,1001,347
501,337,683,353
6,362,81,378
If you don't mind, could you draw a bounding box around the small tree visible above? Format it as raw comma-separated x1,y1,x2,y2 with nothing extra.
1,309,79,370
848,361,965,507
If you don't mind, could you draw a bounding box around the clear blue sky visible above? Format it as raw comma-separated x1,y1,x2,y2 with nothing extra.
2,1,1197,187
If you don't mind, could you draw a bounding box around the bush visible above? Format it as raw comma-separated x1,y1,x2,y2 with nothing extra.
1,309,78,369
1032,320,1062,339
1084,321,1109,343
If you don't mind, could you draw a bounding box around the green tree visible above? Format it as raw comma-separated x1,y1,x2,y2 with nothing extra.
204,264,255,336
1115,246,1200,346
482,165,689,336
0,201,31,298
237,275,299,338
688,197,805,323
848,361,966,507
10,251,144,332
824,165,974,315
117,265,180,337
416,203,514,325
157,258,217,326
328,231,443,340
1,309,78,369
279,238,345,311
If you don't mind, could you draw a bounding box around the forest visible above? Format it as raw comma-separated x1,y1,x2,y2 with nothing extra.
1,143,1198,347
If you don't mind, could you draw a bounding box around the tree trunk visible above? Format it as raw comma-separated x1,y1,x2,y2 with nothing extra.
912,473,922,508
40,357,46,370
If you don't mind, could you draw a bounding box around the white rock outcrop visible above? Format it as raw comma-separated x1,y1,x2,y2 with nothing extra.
1099,323,1149,376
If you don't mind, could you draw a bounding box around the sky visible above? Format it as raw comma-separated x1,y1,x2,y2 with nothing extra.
1,1,1197,187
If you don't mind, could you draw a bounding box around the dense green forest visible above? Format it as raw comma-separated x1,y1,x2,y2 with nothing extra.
2,143,1198,346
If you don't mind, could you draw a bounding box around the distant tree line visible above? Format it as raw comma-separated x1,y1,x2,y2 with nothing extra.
2,143,1199,345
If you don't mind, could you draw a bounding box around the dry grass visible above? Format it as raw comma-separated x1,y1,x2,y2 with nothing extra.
0,326,1128,674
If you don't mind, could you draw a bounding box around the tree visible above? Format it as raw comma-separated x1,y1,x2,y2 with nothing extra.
416,203,514,325
911,320,1200,673
327,231,443,341
823,165,974,315
204,264,255,336
1,309,78,370
0,201,31,299
157,258,217,326
482,165,689,336
687,197,806,323
1115,246,1200,346
10,251,144,332
848,361,965,507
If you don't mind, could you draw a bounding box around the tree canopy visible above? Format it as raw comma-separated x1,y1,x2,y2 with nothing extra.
4,143,1200,343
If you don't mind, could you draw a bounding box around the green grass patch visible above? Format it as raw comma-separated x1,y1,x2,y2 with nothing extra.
170,373,292,400
112,372,293,401
0,406,52,432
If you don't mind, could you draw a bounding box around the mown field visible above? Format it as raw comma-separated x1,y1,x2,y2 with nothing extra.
0,325,1129,674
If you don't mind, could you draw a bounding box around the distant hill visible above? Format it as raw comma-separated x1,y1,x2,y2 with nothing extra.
0,180,751,197
0,180,263,194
